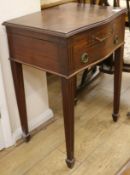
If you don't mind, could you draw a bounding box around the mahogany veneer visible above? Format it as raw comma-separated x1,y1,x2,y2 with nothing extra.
3,3,126,168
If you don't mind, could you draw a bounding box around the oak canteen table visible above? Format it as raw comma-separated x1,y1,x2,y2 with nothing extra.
3,3,126,168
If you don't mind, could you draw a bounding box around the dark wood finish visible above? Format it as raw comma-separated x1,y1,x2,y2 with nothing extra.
4,3,126,38
10,61,30,141
7,32,69,76
3,3,126,168
112,46,124,122
61,76,75,168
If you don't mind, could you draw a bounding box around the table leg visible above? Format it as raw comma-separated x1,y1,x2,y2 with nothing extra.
113,0,120,7
112,46,123,122
11,61,30,142
61,76,75,168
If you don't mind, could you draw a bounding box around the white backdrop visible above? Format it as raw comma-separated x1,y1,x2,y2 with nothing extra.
0,0,53,148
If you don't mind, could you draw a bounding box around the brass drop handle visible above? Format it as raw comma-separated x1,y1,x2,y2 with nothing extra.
114,35,119,45
95,35,111,42
93,29,113,42
81,53,89,64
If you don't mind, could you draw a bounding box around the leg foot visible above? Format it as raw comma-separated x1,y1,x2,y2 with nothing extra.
112,113,119,122
23,134,31,142
66,158,75,169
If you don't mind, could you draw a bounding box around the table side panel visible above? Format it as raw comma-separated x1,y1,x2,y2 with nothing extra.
7,29,69,76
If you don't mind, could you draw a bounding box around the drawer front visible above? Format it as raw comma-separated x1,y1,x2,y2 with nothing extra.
72,15,125,71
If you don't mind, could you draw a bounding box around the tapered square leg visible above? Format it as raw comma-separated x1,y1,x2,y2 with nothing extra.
112,46,124,122
11,61,30,142
61,76,76,168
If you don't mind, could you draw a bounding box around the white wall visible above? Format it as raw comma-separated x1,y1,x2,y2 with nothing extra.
0,65,13,148
0,0,53,144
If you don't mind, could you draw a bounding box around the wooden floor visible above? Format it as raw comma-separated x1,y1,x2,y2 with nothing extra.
1,72,130,175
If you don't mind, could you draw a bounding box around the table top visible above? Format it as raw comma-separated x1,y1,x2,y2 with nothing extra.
4,2,126,37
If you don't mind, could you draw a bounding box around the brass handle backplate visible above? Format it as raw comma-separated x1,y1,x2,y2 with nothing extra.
81,53,89,64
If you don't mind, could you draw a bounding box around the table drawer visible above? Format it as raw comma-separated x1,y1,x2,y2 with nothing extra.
72,15,125,71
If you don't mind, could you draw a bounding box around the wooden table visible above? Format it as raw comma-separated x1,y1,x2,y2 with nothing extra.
3,3,126,168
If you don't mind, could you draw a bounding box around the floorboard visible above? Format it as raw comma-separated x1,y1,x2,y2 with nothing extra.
0,73,130,175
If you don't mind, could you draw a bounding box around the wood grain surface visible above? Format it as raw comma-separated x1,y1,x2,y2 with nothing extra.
4,3,127,37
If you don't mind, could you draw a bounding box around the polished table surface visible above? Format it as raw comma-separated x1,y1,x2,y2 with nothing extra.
4,3,126,37
4,3,126,168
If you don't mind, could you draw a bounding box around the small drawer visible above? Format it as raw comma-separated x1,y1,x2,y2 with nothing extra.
89,22,114,46
72,21,113,48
